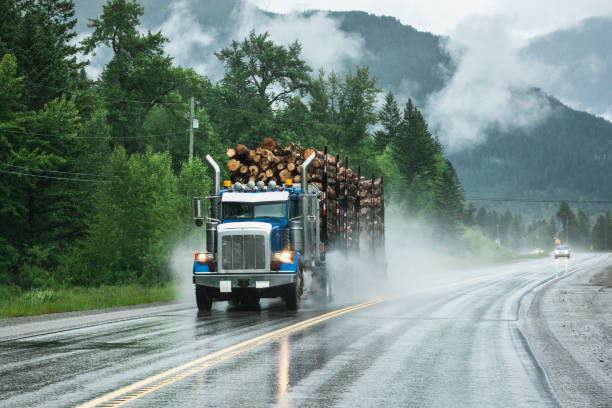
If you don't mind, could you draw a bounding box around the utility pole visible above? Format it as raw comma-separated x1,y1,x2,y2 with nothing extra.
189,96,195,163
566,216,569,245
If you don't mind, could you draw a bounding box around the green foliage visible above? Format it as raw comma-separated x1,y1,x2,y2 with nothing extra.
556,201,577,245
0,1,472,296
1,0,83,110
210,30,312,146
374,92,401,152
81,0,182,153
73,148,181,286
591,212,611,251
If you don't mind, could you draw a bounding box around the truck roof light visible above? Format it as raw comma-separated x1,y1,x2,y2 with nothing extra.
284,179,293,186
223,180,231,187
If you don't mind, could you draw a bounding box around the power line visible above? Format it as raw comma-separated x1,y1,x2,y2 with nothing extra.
23,78,185,106
0,128,188,140
467,197,612,204
0,163,103,178
0,169,107,182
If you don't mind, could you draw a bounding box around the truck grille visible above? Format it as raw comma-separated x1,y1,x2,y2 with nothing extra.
221,234,266,271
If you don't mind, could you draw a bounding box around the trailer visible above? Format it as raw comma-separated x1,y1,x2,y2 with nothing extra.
192,142,385,311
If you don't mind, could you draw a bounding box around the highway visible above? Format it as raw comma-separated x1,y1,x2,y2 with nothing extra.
1,253,609,407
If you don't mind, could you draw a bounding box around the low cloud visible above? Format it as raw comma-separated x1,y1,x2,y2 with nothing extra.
426,15,557,152
233,4,365,73
156,1,217,75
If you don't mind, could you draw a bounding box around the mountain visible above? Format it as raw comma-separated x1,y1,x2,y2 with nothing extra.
74,1,612,215
523,16,612,121
448,93,612,217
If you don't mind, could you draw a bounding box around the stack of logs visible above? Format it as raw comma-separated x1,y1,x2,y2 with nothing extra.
226,137,384,250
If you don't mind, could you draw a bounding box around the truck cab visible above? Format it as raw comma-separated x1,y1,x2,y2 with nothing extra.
192,155,326,311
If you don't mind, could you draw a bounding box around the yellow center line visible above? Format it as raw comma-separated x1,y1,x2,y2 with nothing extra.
78,267,528,407
77,300,380,408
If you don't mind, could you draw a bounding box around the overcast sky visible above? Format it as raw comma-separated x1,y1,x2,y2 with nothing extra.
249,0,612,41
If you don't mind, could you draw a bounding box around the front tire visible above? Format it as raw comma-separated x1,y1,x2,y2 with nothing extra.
195,285,212,311
285,266,303,310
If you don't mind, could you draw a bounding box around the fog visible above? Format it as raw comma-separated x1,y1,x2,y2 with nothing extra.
156,1,217,75
232,4,365,73
426,15,555,152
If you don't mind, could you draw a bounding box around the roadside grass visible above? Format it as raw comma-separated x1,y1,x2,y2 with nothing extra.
0,284,178,319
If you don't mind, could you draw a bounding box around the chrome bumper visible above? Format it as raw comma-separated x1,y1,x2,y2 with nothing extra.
193,273,296,289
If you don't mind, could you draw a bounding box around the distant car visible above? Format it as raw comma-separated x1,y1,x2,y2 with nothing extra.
554,245,570,259
534,248,544,255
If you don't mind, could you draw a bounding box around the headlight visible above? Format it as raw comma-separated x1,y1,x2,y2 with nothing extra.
272,251,295,264
195,252,215,264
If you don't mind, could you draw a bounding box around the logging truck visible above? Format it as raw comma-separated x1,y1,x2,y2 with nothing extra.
192,140,385,311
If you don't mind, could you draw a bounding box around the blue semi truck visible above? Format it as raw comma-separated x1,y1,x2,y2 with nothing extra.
192,148,384,311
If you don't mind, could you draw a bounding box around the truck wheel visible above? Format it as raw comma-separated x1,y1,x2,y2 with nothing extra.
195,285,212,311
285,266,303,310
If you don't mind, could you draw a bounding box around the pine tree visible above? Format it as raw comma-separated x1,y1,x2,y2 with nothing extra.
6,0,83,110
82,0,180,153
374,92,400,152
556,201,577,245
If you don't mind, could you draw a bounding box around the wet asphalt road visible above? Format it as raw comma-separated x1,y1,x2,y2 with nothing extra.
1,254,608,407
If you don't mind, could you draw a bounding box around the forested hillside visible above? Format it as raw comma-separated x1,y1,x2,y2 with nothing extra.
73,0,612,209
449,93,612,214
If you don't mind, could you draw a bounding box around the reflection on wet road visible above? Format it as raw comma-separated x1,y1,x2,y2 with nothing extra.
0,254,607,407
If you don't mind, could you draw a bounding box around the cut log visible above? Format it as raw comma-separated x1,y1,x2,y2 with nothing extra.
279,169,292,182
304,148,315,160
236,144,249,157
293,174,301,184
228,159,241,172
257,172,268,182
248,165,259,176
276,163,285,171
287,162,296,172
226,148,236,158
265,169,274,178
262,137,277,151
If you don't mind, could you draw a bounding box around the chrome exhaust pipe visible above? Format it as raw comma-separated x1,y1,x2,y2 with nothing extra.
301,153,316,262
301,152,315,193
206,154,221,220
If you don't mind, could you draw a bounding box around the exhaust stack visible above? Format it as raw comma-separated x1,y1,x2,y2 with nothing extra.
206,155,221,220
301,153,316,262
301,153,315,193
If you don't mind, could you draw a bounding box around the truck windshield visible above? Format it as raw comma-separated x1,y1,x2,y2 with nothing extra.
223,202,286,220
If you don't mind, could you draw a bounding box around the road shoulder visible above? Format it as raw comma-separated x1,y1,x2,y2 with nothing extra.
519,255,612,407
0,301,192,342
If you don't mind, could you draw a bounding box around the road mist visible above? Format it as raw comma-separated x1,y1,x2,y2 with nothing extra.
325,213,485,304
169,232,206,303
